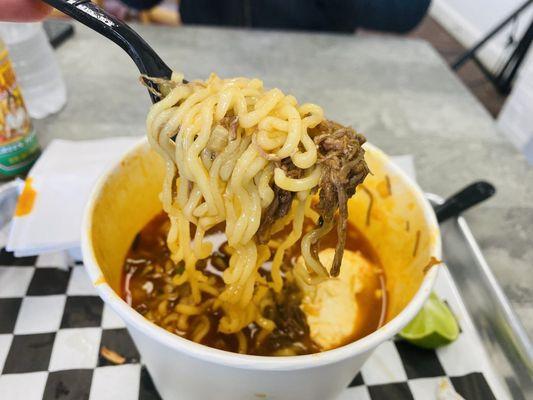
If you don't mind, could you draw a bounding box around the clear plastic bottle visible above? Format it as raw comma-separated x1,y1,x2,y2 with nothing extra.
0,22,67,119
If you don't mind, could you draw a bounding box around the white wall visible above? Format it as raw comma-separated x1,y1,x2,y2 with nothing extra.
430,0,533,72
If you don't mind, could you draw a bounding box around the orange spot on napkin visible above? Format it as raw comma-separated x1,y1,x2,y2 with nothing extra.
15,178,37,217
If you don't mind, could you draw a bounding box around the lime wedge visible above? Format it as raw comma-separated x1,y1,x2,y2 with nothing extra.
399,292,459,349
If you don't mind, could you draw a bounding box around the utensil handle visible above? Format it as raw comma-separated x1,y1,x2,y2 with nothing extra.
435,181,496,223
42,0,172,94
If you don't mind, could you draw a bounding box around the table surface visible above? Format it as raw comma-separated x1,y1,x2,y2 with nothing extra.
35,23,533,337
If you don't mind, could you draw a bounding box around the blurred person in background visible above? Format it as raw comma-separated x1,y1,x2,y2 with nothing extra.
1,0,429,34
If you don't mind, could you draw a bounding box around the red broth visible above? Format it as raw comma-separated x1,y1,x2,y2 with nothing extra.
122,212,386,355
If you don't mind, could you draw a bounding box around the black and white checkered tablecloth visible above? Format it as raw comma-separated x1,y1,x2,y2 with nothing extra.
0,248,504,400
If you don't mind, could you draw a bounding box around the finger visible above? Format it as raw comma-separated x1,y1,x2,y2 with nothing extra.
1,0,52,22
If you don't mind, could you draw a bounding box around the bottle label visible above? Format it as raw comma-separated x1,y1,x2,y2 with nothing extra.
0,48,40,177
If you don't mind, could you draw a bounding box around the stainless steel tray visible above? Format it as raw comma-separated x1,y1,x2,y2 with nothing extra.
427,193,533,400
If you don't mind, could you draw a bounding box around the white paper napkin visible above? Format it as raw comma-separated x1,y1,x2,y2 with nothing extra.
7,137,140,257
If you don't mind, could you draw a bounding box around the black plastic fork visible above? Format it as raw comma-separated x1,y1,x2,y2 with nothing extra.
41,0,173,103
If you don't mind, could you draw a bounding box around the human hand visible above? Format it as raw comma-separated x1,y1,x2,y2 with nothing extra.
1,0,51,22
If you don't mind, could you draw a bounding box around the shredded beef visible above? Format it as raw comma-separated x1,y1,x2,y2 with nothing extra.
311,121,369,276
257,158,303,243
257,120,369,277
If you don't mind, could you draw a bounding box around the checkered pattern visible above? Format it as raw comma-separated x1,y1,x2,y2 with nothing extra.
0,248,500,400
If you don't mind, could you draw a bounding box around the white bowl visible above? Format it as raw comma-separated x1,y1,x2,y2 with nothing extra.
82,138,441,400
